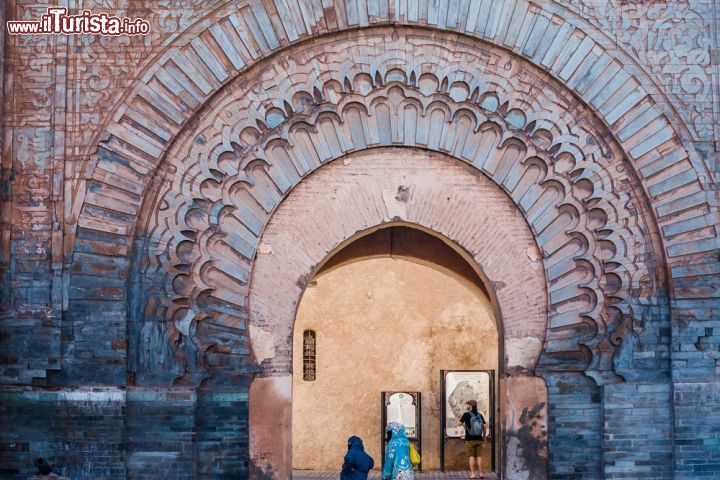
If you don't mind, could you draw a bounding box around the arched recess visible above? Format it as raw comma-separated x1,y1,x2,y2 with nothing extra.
292,226,500,471
64,8,719,391
248,148,548,479
68,2,717,276
123,30,668,390
59,22,686,479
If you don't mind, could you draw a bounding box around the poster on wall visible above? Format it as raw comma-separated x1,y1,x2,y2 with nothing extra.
381,391,422,471
443,370,491,438
386,392,418,438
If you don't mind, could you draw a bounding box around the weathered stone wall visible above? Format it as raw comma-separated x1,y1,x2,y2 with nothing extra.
673,381,720,478
603,383,674,479
125,389,198,480
543,373,602,480
0,387,251,479
0,389,126,478
0,0,717,478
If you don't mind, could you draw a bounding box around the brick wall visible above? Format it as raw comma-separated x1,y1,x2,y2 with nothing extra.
543,373,602,480
196,391,250,478
126,389,197,480
0,387,250,479
0,389,125,479
673,381,720,478
603,383,673,479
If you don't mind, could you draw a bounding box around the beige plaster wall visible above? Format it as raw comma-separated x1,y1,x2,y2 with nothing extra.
292,256,498,471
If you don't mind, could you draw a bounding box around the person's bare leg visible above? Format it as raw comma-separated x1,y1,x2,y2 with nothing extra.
476,456,485,478
468,456,477,478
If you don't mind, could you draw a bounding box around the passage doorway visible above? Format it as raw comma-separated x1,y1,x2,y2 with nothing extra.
291,226,499,472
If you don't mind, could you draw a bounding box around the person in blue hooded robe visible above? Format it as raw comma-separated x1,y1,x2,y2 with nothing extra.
341,435,374,480
382,422,413,480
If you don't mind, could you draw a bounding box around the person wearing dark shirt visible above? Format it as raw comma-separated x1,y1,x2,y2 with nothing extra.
458,400,488,479
341,435,375,480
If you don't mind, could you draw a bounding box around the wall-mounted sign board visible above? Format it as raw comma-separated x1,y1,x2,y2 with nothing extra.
440,371,495,471
381,391,422,471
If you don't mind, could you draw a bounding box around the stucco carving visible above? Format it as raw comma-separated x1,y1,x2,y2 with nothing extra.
566,0,717,142
127,32,666,386
66,7,716,384
67,0,219,190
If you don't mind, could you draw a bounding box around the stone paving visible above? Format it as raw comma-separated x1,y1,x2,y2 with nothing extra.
292,471,498,479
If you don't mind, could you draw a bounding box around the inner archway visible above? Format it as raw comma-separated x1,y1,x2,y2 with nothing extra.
291,226,499,471
248,148,550,479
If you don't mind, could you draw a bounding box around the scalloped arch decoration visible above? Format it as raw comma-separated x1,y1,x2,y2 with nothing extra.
123,31,668,386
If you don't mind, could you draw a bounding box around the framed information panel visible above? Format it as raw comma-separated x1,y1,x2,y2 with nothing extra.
440,370,495,471
381,391,422,471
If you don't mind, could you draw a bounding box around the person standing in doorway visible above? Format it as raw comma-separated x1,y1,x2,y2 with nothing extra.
341,436,374,480
459,399,488,479
382,422,414,480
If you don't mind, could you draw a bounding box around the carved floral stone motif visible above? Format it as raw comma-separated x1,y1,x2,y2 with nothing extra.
68,0,216,178
565,0,717,142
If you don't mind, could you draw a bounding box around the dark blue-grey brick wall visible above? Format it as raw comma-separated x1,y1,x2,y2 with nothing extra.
0,388,249,479
673,381,720,478
543,373,602,480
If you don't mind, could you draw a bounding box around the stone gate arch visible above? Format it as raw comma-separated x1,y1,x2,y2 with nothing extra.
248,148,548,478
126,30,667,389
100,28,672,478
61,16,713,479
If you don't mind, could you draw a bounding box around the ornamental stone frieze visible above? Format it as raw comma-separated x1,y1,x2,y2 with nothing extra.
1,1,719,478
121,30,668,386
563,0,719,145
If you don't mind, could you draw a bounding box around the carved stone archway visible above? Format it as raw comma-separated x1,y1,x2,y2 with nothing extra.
248,148,549,478
65,24,687,479
111,30,670,478
128,30,666,388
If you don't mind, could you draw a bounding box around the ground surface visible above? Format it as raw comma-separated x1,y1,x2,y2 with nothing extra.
292,471,498,479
